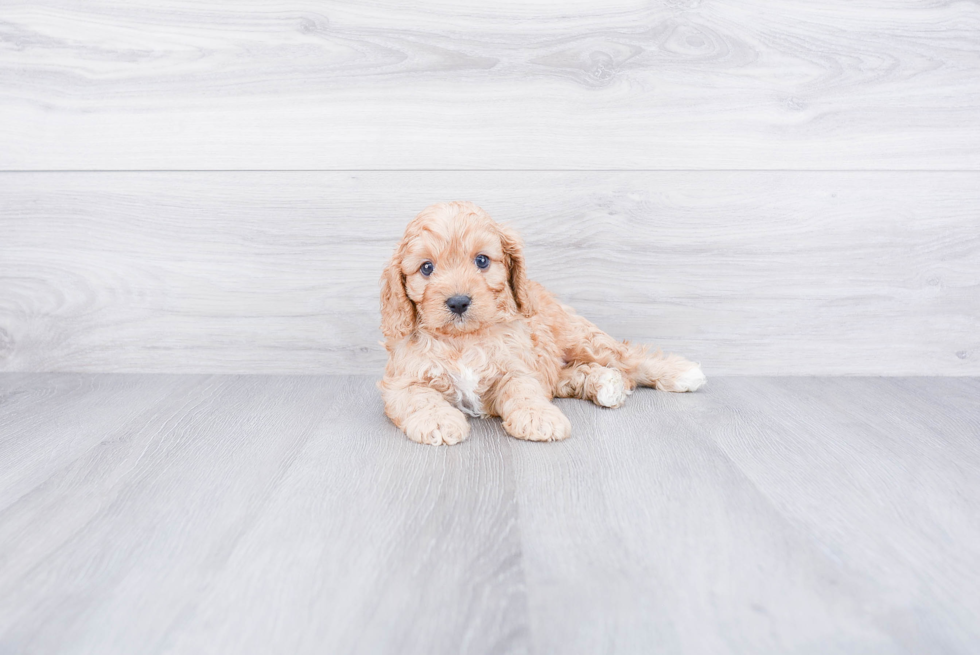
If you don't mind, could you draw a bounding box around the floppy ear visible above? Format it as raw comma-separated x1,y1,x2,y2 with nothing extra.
498,224,535,317
379,247,416,342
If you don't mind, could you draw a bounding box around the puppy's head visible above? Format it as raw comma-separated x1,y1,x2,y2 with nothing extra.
380,201,533,342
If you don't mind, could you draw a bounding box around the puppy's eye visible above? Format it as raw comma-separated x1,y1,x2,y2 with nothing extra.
474,254,490,270
420,261,434,277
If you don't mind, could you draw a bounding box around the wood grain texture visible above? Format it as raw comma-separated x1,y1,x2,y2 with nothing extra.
1,171,977,375
701,377,980,653
1,0,978,170
0,374,527,655
512,376,980,654
1,373,978,654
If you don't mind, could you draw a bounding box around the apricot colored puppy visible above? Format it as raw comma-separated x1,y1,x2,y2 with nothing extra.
379,201,705,445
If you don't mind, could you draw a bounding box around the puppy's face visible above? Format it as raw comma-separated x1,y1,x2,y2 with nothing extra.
381,202,531,342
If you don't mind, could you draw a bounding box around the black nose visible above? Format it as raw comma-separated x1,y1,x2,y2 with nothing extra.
446,294,471,316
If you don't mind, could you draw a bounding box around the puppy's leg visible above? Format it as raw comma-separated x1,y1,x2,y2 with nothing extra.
621,346,706,393
556,363,632,408
382,384,470,446
560,313,706,393
492,375,571,442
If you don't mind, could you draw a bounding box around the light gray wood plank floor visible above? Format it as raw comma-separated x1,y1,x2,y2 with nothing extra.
1,374,978,654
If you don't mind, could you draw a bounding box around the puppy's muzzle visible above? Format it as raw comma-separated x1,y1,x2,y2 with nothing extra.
446,294,471,316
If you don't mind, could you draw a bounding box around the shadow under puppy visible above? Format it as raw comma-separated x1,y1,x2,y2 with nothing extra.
379,201,706,445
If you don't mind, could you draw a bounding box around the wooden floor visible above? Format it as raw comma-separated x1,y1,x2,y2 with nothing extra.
1,374,978,654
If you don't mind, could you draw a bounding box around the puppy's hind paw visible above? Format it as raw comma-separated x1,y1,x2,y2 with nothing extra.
503,403,572,442
403,408,470,446
669,365,707,393
592,368,629,408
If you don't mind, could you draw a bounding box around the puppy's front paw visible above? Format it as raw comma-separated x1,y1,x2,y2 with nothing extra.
503,403,572,442
403,407,470,446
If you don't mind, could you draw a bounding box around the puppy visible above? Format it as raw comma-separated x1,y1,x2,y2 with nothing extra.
379,201,706,445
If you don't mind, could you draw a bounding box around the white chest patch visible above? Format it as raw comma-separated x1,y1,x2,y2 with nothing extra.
451,365,485,418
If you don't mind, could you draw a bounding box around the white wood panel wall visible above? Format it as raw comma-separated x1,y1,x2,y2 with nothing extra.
1,1,978,375
1,0,979,169
1,172,977,375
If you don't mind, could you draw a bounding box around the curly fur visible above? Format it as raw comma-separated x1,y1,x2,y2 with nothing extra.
379,201,706,445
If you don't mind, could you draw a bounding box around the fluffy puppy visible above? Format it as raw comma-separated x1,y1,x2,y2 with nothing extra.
379,201,706,445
